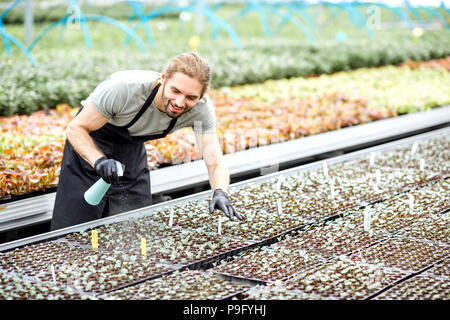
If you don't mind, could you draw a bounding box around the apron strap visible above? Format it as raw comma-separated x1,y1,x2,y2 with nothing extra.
122,81,178,141
123,82,161,130
131,117,177,141
160,117,178,136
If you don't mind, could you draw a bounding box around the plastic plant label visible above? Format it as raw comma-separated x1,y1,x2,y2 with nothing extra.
50,265,57,286
277,198,283,215
330,184,335,199
409,194,414,211
276,175,284,192
369,152,376,166
141,238,147,257
411,142,418,155
169,208,174,227
276,179,282,193
375,170,381,184
420,159,425,171
363,207,372,232
323,162,328,177
91,230,98,250
218,217,222,235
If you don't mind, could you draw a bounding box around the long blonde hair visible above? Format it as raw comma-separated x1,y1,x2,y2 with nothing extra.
164,52,211,97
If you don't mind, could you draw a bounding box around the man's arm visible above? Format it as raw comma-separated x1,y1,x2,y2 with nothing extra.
66,101,109,167
196,132,244,221
196,132,229,192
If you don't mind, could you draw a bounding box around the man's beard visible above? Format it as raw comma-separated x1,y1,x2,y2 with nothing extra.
162,84,187,119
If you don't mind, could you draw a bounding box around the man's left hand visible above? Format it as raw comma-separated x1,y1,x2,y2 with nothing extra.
209,189,244,221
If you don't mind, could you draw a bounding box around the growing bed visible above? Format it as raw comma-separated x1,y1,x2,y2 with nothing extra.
0,128,448,299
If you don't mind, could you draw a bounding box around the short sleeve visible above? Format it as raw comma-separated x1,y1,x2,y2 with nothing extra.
193,94,216,134
85,78,128,118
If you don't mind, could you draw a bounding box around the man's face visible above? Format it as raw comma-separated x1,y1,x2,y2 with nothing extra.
161,72,203,119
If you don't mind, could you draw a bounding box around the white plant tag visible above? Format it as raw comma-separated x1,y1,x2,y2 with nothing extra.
408,194,414,211
364,207,372,232
169,208,174,227
218,217,222,235
369,152,376,166
375,170,381,184
373,183,379,192
411,142,418,155
51,265,57,286
330,184,335,199
276,179,282,193
277,199,283,215
420,159,425,171
323,162,328,177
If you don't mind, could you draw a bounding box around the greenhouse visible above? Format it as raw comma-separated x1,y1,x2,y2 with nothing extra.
0,0,448,307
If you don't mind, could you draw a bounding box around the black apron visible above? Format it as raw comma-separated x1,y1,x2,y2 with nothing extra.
51,83,177,231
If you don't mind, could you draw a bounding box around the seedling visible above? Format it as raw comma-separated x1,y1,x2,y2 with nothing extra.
330,183,335,199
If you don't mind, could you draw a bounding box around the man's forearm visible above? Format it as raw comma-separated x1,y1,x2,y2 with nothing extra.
66,125,105,168
207,161,230,192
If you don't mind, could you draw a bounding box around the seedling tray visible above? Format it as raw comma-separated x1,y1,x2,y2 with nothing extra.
0,268,97,300
392,211,449,247
372,275,449,300
0,239,101,279
348,236,450,273
239,261,409,300
2,128,448,253
423,258,450,279
281,260,409,300
101,270,251,300
0,129,448,300
368,256,450,300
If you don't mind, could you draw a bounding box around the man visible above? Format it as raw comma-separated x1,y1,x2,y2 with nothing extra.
51,52,243,231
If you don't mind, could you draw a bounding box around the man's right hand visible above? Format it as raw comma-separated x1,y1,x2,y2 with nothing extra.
94,156,124,185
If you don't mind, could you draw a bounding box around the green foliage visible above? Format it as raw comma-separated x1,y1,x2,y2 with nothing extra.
1,2,449,116
1,30,449,116
222,65,450,114
0,3,177,24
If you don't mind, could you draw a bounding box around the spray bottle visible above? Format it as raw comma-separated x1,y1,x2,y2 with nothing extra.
84,161,124,205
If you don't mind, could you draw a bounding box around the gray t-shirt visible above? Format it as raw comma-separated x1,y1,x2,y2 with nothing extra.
80,70,216,136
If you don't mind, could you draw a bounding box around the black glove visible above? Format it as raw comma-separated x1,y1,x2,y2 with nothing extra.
94,156,124,185
209,189,244,221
